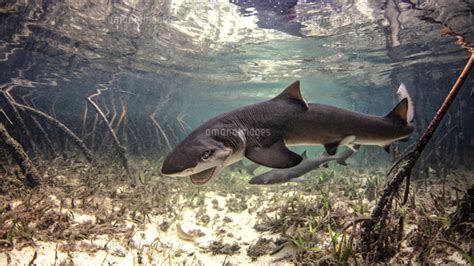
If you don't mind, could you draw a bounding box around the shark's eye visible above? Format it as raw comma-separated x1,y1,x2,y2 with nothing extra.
201,150,214,161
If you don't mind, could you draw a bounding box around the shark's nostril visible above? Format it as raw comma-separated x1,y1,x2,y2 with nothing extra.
161,155,180,175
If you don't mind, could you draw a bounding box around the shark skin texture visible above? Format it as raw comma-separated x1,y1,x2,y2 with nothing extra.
161,81,414,185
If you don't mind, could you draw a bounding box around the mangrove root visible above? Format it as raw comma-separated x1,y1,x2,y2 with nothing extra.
0,122,40,187
13,102,95,163
87,93,132,179
0,90,40,155
150,110,172,151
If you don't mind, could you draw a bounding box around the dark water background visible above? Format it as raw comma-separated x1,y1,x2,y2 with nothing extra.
1,0,473,175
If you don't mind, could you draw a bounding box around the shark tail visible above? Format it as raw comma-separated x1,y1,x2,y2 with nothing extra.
320,151,344,166
395,83,415,124
381,84,414,154
385,83,414,126
335,145,359,165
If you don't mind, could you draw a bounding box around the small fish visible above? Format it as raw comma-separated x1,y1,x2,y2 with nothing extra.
248,147,358,185
229,160,260,175
176,223,195,242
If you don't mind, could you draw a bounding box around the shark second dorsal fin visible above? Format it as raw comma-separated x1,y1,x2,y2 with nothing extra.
301,150,308,159
273,81,309,110
386,98,408,123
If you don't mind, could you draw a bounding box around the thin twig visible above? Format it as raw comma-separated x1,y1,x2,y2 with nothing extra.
87,89,132,179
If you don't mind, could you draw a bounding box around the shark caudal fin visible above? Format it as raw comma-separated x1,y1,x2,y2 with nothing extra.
397,83,414,124
386,83,414,125
382,84,414,153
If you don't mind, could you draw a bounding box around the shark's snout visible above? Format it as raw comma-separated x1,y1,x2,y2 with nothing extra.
160,162,180,175
161,154,196,176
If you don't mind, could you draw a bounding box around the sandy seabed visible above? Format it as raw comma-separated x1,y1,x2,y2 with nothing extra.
0,162,472,265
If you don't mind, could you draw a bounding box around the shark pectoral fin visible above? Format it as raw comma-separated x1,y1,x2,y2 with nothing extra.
245,141,303,169
324,142,339,156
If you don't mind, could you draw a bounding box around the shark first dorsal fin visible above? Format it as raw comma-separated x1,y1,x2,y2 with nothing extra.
273,81,309,110
385,98,408,123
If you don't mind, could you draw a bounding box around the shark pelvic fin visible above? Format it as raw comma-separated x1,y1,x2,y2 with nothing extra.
383,145,391,153
324,135,355,156
341,135,356,146
386,98,409,123
245,140,303,169
273,81,309,110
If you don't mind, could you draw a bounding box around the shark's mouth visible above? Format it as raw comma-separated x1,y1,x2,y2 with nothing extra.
190,167,216,185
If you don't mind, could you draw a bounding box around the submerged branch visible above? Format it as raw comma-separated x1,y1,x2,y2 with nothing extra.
114,95,127,132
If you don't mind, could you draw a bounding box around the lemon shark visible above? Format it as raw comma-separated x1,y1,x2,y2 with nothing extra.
248,147,358,185
161,81,414,185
